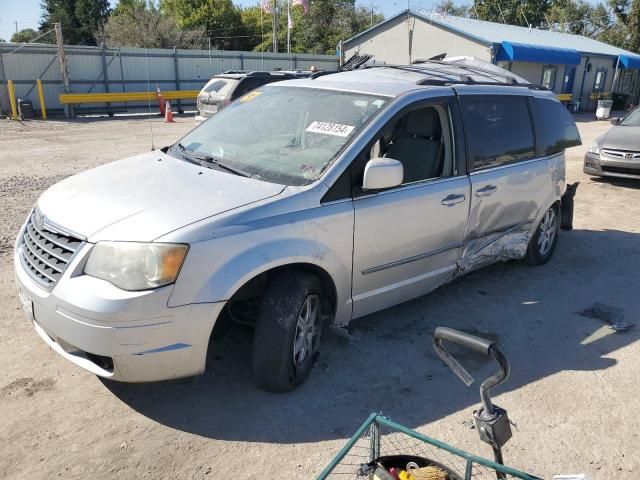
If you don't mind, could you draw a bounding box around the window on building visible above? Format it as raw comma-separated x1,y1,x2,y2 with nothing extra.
541,66,557,90
593,68,607,92
531,98,581,156
561,67,576,94
621,71,634,92
460,96,536,171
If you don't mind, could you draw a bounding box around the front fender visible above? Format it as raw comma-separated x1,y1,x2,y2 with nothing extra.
200,238,344,302
167,201,355,326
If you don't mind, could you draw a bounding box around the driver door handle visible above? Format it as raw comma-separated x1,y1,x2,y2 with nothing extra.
476,185,497,197
441,193,466,206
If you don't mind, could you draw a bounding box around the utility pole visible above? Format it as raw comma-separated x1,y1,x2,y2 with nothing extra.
14,21,19,35
54,22,73,118
272,0,278,53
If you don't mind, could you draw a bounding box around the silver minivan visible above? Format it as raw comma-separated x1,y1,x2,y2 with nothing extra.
14,62,581,391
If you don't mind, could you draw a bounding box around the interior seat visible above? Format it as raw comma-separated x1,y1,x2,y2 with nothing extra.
386,108,443,183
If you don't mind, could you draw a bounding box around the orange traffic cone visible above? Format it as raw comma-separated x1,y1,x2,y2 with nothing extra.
156,85,165,116
164,100,174,123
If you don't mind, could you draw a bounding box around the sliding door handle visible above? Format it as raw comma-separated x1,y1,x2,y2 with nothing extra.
475,185,497,197
441,193,466,206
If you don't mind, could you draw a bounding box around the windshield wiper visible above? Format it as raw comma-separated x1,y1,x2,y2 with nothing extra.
190,152,252,178
174,143,252,178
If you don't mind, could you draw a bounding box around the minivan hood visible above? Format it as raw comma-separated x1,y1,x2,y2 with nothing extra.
38,151,285,242
603,126,640,151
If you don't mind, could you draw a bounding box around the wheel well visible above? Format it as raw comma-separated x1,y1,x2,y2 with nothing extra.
224,263,338,327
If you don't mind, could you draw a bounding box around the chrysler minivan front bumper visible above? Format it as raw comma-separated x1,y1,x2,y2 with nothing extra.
14,239,224,383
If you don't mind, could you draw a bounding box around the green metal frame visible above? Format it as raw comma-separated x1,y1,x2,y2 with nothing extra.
316,414,541,480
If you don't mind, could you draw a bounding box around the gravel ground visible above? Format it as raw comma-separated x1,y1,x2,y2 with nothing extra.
0,114,638,479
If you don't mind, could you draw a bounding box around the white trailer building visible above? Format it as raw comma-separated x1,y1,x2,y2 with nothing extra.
342,10,640,111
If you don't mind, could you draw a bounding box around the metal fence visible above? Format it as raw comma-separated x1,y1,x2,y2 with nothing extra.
0,43,339,117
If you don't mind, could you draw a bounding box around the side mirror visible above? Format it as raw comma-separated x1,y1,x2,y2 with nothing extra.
610,117,621,125
362,158,403,191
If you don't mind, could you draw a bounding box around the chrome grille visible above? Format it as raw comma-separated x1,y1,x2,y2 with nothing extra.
602,149,640,160
19,211,82,288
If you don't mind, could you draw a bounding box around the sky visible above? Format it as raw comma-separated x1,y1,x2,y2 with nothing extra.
0,0,435,42
0,0,602,43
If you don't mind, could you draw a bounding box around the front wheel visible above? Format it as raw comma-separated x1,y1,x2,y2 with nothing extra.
252,271,324,392
525,205,559,266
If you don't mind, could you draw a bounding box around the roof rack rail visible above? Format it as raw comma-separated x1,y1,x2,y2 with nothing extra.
310,70,340,79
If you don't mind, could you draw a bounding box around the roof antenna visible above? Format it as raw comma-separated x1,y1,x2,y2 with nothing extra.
521,11,532,31
497,4,507,24
144,46,156,151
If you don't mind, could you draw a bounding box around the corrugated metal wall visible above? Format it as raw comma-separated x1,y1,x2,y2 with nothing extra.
0,43,339,116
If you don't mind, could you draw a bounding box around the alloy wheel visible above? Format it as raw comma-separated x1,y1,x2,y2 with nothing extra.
537,208,557,256
292,294,320,366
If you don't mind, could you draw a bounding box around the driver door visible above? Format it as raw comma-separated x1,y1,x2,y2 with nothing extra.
351,97,471,319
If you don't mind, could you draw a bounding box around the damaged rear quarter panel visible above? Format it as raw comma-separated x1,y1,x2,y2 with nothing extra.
459,154,563,273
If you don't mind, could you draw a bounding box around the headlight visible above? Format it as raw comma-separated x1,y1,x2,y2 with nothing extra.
588,141,601,154
84,242,188,291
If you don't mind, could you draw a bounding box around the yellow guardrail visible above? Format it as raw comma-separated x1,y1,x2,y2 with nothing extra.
59,90,200,105
557,93,572,102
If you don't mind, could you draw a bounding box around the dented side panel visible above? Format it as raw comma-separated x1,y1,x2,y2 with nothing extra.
459,155,561,273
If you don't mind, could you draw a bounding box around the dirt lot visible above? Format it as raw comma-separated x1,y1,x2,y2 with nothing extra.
0,114,638,479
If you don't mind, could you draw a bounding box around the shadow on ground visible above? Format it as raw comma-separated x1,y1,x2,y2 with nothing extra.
590,176,640,190
104,228,639,444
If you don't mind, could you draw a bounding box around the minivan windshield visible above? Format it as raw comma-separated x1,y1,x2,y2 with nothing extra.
620,107,640,126
175,86,389,185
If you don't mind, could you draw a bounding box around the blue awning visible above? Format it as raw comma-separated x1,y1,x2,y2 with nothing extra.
497,41,581,65
618,54,640,69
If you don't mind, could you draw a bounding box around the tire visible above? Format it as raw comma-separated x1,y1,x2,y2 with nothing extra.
252,271,324,392
525,204,560,266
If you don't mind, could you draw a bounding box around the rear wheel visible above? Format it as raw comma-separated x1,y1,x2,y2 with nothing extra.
252,271,324,392
525,205,559,266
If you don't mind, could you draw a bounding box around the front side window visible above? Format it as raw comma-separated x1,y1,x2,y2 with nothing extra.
379,105,453,184
176,86,389,186
531,97,581,155
461,96,535,171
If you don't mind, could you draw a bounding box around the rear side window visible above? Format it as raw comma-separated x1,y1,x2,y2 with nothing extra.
232,78,266,99
531,97,581,156
461,96,535,170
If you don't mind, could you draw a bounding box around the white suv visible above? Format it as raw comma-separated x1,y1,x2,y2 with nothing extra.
14,60,580,391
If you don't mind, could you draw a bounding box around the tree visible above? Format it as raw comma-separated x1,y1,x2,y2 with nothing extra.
237,0,383,54
546,1,612,37
11,28,40,43
608,0,640,52
473,0,550,27
100,0,205,48
40,0,111,45
435,0,470,17
159,0,246,50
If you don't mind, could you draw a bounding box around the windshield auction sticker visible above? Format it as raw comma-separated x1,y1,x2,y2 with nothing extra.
306,121,355,137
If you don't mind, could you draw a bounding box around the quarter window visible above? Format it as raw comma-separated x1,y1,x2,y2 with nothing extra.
531,98,581,156
461,96,535,171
